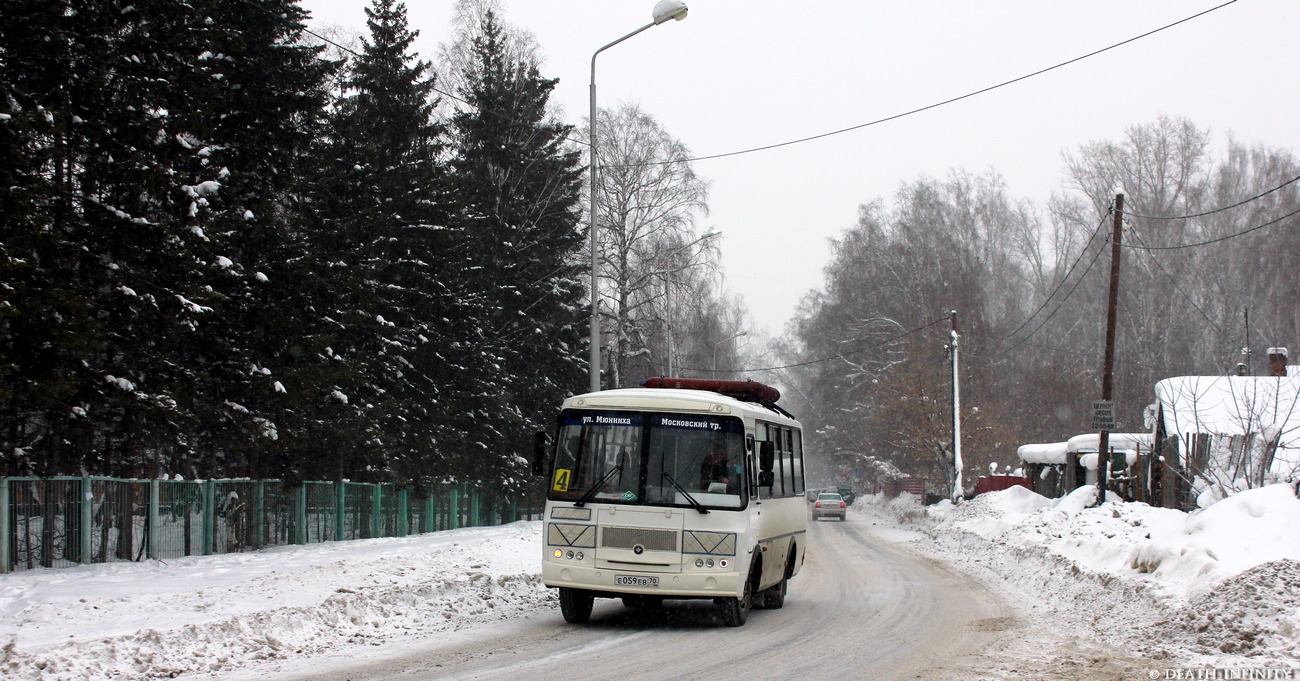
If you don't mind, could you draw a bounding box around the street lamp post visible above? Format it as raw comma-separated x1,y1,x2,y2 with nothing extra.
589,1,689,393
713,331,748,374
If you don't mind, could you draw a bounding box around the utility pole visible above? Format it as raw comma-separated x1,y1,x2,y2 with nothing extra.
949,310,963,503
1095,194,1124,507
665,270,675,377
1235,309,1251,376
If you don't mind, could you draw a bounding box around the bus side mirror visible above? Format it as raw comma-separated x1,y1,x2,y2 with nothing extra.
758,470,775,487
532,431,549,476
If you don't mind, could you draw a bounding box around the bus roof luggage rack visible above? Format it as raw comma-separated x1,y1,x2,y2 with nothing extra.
640,377,781,406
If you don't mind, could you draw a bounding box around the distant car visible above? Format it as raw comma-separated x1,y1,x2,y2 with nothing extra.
811,492,846,521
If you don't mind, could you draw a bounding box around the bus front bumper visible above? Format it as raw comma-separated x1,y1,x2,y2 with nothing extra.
542,561,745,599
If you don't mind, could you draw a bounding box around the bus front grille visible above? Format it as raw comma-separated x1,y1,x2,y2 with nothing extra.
600,526,678,552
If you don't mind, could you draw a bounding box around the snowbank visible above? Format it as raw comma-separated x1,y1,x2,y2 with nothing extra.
5,485,1300,679
0,523,551,680
861,482,1300,661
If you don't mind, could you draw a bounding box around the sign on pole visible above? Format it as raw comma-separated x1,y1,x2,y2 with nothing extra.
1091,400,1117,431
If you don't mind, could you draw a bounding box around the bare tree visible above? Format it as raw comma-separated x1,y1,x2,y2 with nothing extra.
589,103,711,387
790,170,1034,489
1058,116,1300,427
437,0,545,117
1156,374,1300,507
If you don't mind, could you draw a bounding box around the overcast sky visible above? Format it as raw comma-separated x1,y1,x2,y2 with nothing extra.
298,0,1300,338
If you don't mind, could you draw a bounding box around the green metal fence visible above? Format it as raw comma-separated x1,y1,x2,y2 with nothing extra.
0,477,538,573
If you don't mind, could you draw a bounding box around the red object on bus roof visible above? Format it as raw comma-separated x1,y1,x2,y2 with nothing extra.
640,377,781,404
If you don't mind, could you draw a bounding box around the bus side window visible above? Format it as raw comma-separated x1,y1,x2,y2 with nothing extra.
780,427,795,496
769,423,780,491
791,429,804,495
746,437,758,499
756,423,775,499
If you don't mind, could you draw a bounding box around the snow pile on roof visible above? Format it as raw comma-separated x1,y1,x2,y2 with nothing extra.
865,482,1300,661
1017,433,1153,466
1156,375,1300,501
1016,441,1069,465
1157,375,1300,442
1066,432,1153,453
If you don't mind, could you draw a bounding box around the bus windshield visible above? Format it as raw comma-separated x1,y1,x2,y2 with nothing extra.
549,410,747,510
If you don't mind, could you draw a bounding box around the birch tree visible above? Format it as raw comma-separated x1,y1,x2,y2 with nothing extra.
590,104,711,387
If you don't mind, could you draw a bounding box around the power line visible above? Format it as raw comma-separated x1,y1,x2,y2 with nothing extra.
1126,226,1225,333
995,227,1112,355
1125,174,1300,221
964,328,1163,373
1123,206,1300,251
998,210,1111,342
617,0,1238,168
690,317,949,374
291,0,1246,187
288,0,1239,170
239,0,593,148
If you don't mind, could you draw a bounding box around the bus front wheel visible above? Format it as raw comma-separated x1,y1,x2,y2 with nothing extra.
718,561,758,627
558,587,594,624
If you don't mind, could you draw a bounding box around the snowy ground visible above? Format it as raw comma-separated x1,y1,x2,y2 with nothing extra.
2,483,1299,680
868,482,1300,666
0,524,552,680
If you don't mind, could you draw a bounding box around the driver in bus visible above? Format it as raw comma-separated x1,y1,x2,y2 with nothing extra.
699,443,731,493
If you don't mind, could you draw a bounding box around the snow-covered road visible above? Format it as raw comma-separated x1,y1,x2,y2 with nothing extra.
245,518,1017,681
4,484,1298,680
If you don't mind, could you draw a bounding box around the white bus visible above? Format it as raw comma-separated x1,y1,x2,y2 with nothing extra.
534,378,807,627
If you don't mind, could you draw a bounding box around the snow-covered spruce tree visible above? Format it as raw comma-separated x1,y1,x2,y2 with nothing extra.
446,8,586,492
306,0,501,488
0,0,102,476
0,0,234,477
174,0,334,480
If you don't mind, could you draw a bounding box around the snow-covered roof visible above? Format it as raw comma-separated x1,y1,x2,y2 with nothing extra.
1018,433,1153,465
1155,375,1300,446
1065,432,1152,453
1017,441,1069,464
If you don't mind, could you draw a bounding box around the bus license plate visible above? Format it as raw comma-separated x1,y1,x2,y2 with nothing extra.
615,574,658,588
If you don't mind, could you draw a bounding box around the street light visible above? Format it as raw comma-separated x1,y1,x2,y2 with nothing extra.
588,1,689,393
713,331,748,374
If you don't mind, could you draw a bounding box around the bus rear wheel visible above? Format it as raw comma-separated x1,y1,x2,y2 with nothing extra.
761,544,796,610
558,587,594,624
760,573,787,609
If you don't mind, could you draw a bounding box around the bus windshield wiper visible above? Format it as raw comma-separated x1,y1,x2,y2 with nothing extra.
661,473,709,514
574,465,622,507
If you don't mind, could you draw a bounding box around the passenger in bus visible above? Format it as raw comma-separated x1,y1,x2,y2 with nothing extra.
600,446,633,495
700,444,731,493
